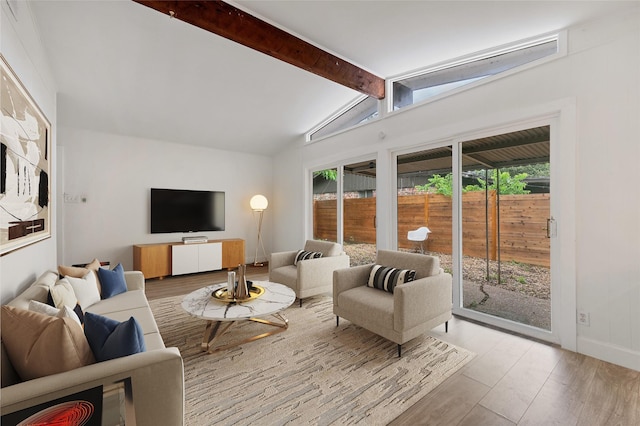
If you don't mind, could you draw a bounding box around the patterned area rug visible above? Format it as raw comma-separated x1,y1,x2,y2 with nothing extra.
150,295,474,425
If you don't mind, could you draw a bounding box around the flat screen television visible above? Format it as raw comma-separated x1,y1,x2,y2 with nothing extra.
150,188,225,233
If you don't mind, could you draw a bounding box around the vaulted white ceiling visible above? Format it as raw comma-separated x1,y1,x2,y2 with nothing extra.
29,1,635,155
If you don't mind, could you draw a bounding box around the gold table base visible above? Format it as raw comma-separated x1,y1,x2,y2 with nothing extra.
200,313,289,354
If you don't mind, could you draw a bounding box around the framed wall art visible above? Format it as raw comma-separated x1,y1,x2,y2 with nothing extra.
1,54,51,256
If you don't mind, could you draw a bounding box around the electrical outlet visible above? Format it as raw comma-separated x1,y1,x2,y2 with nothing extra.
578,310,590,326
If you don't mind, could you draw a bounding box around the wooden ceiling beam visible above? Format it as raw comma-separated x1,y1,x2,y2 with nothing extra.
133,0,386,99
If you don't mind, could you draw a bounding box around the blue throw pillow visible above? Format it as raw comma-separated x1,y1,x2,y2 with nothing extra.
98,263,128,299
84,312,146,362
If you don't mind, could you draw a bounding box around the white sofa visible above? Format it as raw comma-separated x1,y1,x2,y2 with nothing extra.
1,269,184,425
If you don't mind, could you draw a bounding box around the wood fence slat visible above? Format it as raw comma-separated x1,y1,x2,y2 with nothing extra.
314,192,550,267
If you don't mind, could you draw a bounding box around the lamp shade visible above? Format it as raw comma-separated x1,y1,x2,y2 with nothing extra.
250,194,268,211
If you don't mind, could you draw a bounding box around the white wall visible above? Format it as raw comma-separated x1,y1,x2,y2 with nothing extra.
272,9,640,370
58,126,272,270
271,140,304,252
0,3,57,303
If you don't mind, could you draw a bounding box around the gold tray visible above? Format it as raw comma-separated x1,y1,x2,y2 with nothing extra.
211,285,264,303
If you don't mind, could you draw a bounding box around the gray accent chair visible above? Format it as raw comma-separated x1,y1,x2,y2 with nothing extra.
269,240,350,307
333,250,452,357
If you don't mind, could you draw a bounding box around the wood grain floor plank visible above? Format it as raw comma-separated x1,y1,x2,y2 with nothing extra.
577,360,640,426
458,405,516,426
389,374,490,425
429,318,507,358
519,351,599,425
462,333,533,387
479,341,562,422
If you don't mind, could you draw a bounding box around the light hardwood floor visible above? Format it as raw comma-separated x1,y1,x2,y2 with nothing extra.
146,267,639,426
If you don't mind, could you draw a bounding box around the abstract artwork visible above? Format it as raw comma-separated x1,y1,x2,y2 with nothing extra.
1,385,103,426
0,55,51,256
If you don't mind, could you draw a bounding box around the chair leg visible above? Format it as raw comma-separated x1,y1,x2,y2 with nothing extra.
336,316,339,327
398,344,402,357
445,321,449,333
299,298,302,308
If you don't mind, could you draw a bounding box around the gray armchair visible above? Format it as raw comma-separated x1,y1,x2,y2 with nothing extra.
269,240,350,307
333,250,452,356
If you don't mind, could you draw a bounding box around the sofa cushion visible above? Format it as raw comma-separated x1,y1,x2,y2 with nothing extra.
98,263,128,299
89,307,159,336
1,305,95,381
142,331,167,352
294,250,323,266
65,272,101,310
338,286,394,331
84,312,146,362
29,300,82,326
268,265,298,290
59,258,103,294
367,265,416,293
85,289,149,316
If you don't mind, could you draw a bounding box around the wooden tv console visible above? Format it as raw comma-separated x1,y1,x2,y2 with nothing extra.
133,238,245,279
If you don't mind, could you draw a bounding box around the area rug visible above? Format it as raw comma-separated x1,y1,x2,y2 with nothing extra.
150,295,474,426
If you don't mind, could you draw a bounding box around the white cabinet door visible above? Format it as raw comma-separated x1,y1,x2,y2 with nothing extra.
172,244,199,276
199,242,222,272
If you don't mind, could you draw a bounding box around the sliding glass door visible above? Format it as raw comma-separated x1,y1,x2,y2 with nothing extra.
343,160,376,265
393,124,554,341
312,168,338,242
457,125,552,333
396,146,453,266
311,160,377,265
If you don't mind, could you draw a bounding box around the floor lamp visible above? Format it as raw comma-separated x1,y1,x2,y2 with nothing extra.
250,194,268,266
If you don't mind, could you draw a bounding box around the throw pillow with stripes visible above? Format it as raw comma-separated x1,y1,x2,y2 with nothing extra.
294,250,323,266
367,265,416,293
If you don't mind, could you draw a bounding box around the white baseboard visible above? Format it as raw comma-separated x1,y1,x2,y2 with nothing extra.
577,336,640,372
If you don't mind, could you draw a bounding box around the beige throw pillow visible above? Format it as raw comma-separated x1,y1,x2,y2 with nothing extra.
49,279,78,309
1,306,95,381
58,258,103,295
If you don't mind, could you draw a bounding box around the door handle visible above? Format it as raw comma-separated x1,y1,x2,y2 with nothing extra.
545,217,556,238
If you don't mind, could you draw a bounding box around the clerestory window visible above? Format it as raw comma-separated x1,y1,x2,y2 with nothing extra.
306,34,560,142
307,96,379,142
391,37,559,111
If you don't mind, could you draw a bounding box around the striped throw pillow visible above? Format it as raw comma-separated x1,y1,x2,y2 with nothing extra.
367,265,416,293
294,250,323,266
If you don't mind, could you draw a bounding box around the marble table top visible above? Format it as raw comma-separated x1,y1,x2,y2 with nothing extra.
182,281,296,321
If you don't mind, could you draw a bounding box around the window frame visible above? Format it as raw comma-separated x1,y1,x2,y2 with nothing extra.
305,31,566,144
386,32,565,114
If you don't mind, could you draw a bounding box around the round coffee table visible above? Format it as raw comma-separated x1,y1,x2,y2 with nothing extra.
182,281,296,353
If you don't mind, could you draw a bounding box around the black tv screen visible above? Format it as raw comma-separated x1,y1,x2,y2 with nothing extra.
150,188,225,233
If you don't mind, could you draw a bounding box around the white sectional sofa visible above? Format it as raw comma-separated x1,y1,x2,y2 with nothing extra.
1,269,184,425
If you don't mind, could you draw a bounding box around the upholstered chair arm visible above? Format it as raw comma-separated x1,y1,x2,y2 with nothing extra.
124,271,145,292
298,254,350,290
1,348,184,426
394,272,452,332
269,251,298,272
333,263,372,306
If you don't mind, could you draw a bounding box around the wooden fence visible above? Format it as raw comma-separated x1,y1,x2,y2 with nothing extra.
314,192,550,267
